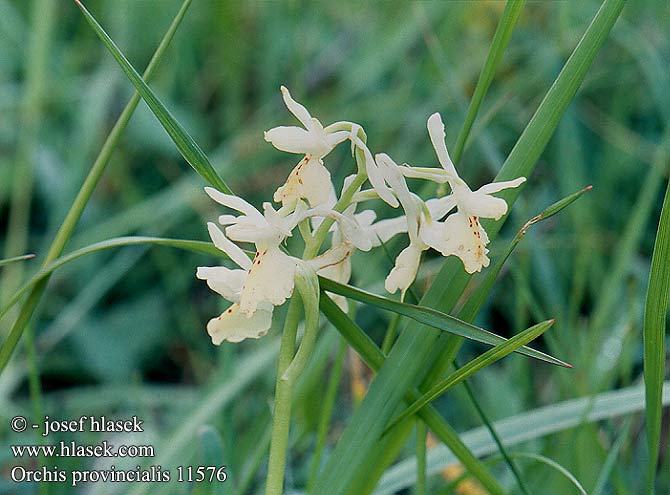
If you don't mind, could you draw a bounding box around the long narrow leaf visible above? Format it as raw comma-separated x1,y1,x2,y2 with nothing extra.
73,0,231,194
0,1,193,377
319,277,567,367
643,178,670,494
386,319,555,432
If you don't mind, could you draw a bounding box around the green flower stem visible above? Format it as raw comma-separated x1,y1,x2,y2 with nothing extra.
297,218,315,251
305,123,371,259
265,297,301,495
0,0,192,376
283,269,320,383
267,122,371,491
306,172,368,259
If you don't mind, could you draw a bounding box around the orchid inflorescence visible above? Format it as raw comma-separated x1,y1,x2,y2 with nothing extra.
197,87,525,345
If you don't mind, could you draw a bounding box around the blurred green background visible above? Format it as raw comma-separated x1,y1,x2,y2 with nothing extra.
0,0,668,494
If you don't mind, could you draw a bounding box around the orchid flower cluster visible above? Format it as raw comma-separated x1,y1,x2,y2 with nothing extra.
197,87,525,345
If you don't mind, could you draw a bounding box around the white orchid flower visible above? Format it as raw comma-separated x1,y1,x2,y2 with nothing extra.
197,187,366,344
265,86,348,208
368,113,526,292
266,86,398,209
380,113,525,275
421,113,526,273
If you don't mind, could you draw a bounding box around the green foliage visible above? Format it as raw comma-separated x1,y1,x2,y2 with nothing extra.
0,1,666,494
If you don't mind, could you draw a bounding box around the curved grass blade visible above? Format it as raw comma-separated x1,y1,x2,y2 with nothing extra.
498,453,587,495
0,236,223,372
0,0,194,378
319,277,568,367
0,254,36,268
386,319,555,433
643,178,670,494
73,0,231,194
375,382,670,495
1,236,222,322
442,451,588,495
311,2,626,492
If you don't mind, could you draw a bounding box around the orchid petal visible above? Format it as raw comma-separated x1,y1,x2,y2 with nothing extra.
327,211,373,251
224,218,281,246
427,211,490,274
196,266,246,303
475,177,526,195
280,86,314,129
314,244,353,312
458,191,509,220
207,222,252,270
370,216,408,246
218,214,238,225
425,195,457,220
206,303,273,345
326,130,350,148
354,209,377,228
205,187,262,219
351,137,399,207
264,126,327,156
274,157,335,207
384,243,423,296
239,247,296,314
308,243,353,273
399,165,450,183
427,113,458,177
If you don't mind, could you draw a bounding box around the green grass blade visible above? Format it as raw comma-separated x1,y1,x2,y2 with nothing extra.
452,0,526,162
460,185,592,320
1,236,222,321
386,320,555,432
319,277,567,366
319,294,507,495
0,0,193,378
643,178,670,494
456,363,531,495
0,254,36,267
375,382,670,495
73,0,231,194
0,236,222,372
311,2,626,493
